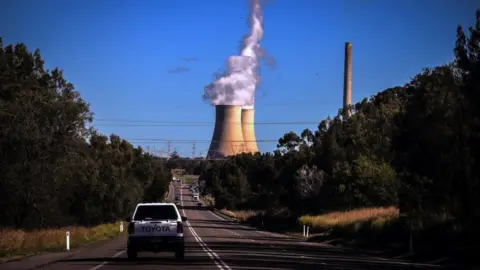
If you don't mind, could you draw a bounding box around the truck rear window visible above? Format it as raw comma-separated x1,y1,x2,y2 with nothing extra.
133,205,178,220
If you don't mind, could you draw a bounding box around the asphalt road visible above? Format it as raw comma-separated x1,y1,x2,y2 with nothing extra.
2,182,446,270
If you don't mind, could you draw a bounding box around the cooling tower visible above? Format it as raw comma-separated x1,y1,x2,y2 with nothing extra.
343,42,352,111
207,105,246,158
241,106,259,154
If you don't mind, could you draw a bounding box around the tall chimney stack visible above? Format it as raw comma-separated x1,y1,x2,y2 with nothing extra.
241,106,259,154
343,42,352,112
207,105,245,158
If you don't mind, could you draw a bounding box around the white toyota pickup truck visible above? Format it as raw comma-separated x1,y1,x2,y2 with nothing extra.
125,203,187,259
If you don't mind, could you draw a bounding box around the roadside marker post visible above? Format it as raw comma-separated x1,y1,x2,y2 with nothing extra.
303,225,306,237
120,222,124,232
306,226,310,238
66,231,70,251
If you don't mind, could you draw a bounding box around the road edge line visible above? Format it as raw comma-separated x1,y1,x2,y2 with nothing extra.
180,185,230,270
88,250,125,270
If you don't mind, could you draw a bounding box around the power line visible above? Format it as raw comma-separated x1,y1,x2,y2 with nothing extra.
93,121,320,127
94,119,319,124
117,100,336,109
127,139,279,143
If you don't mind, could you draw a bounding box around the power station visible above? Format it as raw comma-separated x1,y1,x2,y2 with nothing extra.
207,105,247,158
206,42,352,158
241,105,259,153
206,104,260,158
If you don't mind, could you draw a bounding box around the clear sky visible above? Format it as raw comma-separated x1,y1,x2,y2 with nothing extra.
2,0,478,157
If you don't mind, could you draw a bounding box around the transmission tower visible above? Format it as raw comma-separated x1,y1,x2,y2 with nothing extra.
192,142,196,159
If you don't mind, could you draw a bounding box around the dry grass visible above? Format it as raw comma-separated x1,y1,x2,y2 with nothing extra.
201,195,215,207
298,206,399,231
219,209,261,222
0,221,126,262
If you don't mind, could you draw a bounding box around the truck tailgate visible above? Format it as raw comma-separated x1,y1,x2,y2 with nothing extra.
133,220,178,237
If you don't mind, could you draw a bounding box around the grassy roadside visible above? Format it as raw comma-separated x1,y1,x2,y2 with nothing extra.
0,221,126,263
219,209,260,222
221,206,473,266
298,207,399,233
221,206,400,236
223,206,405,244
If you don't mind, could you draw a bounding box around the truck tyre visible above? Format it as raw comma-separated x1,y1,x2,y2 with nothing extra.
127,245,138,260
175,247,185,259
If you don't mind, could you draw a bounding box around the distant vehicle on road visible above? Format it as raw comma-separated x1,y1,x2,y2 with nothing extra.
125,203,188,260
193,194,199,201
175,195,180,201
197,202,203,208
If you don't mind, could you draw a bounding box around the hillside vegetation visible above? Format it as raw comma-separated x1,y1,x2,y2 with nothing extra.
182,10,480,261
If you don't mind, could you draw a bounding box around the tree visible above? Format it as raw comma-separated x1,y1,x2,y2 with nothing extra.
0,39,171,229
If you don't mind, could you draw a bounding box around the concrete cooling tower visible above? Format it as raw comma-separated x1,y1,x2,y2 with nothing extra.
207,105,246,158
241,106,259,153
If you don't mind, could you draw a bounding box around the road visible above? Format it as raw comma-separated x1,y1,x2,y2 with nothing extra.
1,182,446,270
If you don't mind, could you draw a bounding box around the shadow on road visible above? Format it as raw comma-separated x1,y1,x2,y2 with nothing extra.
179,206,214,211
54,239,447,270
55,256,215,267
187,218,237,224
185,234,302,243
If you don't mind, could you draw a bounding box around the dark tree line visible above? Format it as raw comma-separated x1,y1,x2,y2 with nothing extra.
0,39,171,230
196,10,480,241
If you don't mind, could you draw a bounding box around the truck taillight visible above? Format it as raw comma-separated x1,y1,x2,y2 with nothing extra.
177,221,183,233
128,222,135,234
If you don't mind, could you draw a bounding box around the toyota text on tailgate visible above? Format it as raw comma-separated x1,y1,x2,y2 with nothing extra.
125,203,187,260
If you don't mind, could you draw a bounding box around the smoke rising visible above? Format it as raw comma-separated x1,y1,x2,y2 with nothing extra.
203,0,265,107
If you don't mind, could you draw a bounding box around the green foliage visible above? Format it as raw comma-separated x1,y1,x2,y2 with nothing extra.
193,9,480,243
0,41,170,229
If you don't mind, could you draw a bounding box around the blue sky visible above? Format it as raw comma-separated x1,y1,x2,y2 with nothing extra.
1,0,478,157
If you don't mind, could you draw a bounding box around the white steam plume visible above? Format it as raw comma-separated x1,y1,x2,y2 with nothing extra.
203,0,264,108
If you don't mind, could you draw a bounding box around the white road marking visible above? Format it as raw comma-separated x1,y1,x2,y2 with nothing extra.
187,222,226,270
88,250,125,270
208,210,280,238
208,209,227,221
180,185,231,270
224,228,240,236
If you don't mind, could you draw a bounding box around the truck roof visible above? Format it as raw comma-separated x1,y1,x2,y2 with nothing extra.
136,203,176,206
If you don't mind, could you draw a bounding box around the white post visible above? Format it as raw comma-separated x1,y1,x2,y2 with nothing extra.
306,226,310,238
303,225,306,237
120,222,124,232
66,231,70,251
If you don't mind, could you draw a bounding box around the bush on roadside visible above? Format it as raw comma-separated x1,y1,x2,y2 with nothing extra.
201,195,216,207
